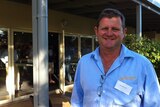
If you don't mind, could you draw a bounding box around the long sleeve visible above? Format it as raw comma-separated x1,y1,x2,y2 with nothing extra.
142,62,160,107
71,61,84,107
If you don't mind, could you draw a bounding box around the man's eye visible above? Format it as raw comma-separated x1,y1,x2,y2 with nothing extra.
101,28,108,31
112,28,119,31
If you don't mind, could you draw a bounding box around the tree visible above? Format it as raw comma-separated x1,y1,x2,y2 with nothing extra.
123,34,160,79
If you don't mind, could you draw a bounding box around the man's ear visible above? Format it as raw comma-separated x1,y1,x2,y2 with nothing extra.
94,26,98,36
123,28,127,38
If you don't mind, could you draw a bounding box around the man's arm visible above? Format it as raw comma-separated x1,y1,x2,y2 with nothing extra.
71,62,84,107
142,62,160,107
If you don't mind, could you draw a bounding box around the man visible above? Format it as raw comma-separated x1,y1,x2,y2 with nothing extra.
71,8,160,107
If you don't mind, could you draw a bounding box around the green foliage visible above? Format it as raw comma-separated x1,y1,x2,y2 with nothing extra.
123,34,160,77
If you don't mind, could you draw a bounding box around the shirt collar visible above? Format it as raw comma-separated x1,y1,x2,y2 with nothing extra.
90,44,134,61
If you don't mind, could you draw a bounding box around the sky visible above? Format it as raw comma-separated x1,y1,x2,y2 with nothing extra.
147,0,160,8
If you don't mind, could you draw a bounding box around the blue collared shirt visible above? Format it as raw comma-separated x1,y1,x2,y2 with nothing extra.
71,44,160,107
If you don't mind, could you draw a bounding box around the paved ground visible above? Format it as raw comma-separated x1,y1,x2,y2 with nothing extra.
0,92,71,107
0,75,72,107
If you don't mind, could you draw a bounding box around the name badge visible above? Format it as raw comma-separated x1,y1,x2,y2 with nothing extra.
114,80,132,95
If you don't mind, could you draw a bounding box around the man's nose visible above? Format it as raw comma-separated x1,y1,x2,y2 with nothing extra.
105,29,113,36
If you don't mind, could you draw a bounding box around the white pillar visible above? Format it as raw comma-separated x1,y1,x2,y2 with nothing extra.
32,0,49,107
136,4,142,40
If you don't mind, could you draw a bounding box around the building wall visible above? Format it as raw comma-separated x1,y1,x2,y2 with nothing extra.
0,0,158,37
155,33,160,41
48,10,96,35
0,0,96,35
0,1,32,29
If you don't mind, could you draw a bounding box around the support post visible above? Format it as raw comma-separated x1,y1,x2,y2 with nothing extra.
32,0,49,107
136,4,142,40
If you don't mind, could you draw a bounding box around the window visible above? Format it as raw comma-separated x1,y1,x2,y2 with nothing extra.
14,31,33,97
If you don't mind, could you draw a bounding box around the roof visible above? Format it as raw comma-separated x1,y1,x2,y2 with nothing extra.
8,0,160,33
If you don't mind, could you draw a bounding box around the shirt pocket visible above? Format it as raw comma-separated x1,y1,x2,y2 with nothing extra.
112,84,142,106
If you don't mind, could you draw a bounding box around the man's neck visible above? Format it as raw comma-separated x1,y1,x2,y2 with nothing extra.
100,46,121,60
99,46,121,72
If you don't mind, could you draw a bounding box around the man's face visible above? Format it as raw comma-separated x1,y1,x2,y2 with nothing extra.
94,17,127,50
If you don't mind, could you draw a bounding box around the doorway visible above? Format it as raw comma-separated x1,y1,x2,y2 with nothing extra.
48,32,59,90
0,29,9,101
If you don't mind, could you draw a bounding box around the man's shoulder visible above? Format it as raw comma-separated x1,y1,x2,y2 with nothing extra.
80,52,93,60
128,49,151,64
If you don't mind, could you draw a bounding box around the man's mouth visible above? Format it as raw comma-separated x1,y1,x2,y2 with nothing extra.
103,37,115,40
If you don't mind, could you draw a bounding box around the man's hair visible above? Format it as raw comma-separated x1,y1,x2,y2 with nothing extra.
96,8,126,28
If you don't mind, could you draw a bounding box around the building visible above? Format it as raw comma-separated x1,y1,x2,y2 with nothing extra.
0,0,159,106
